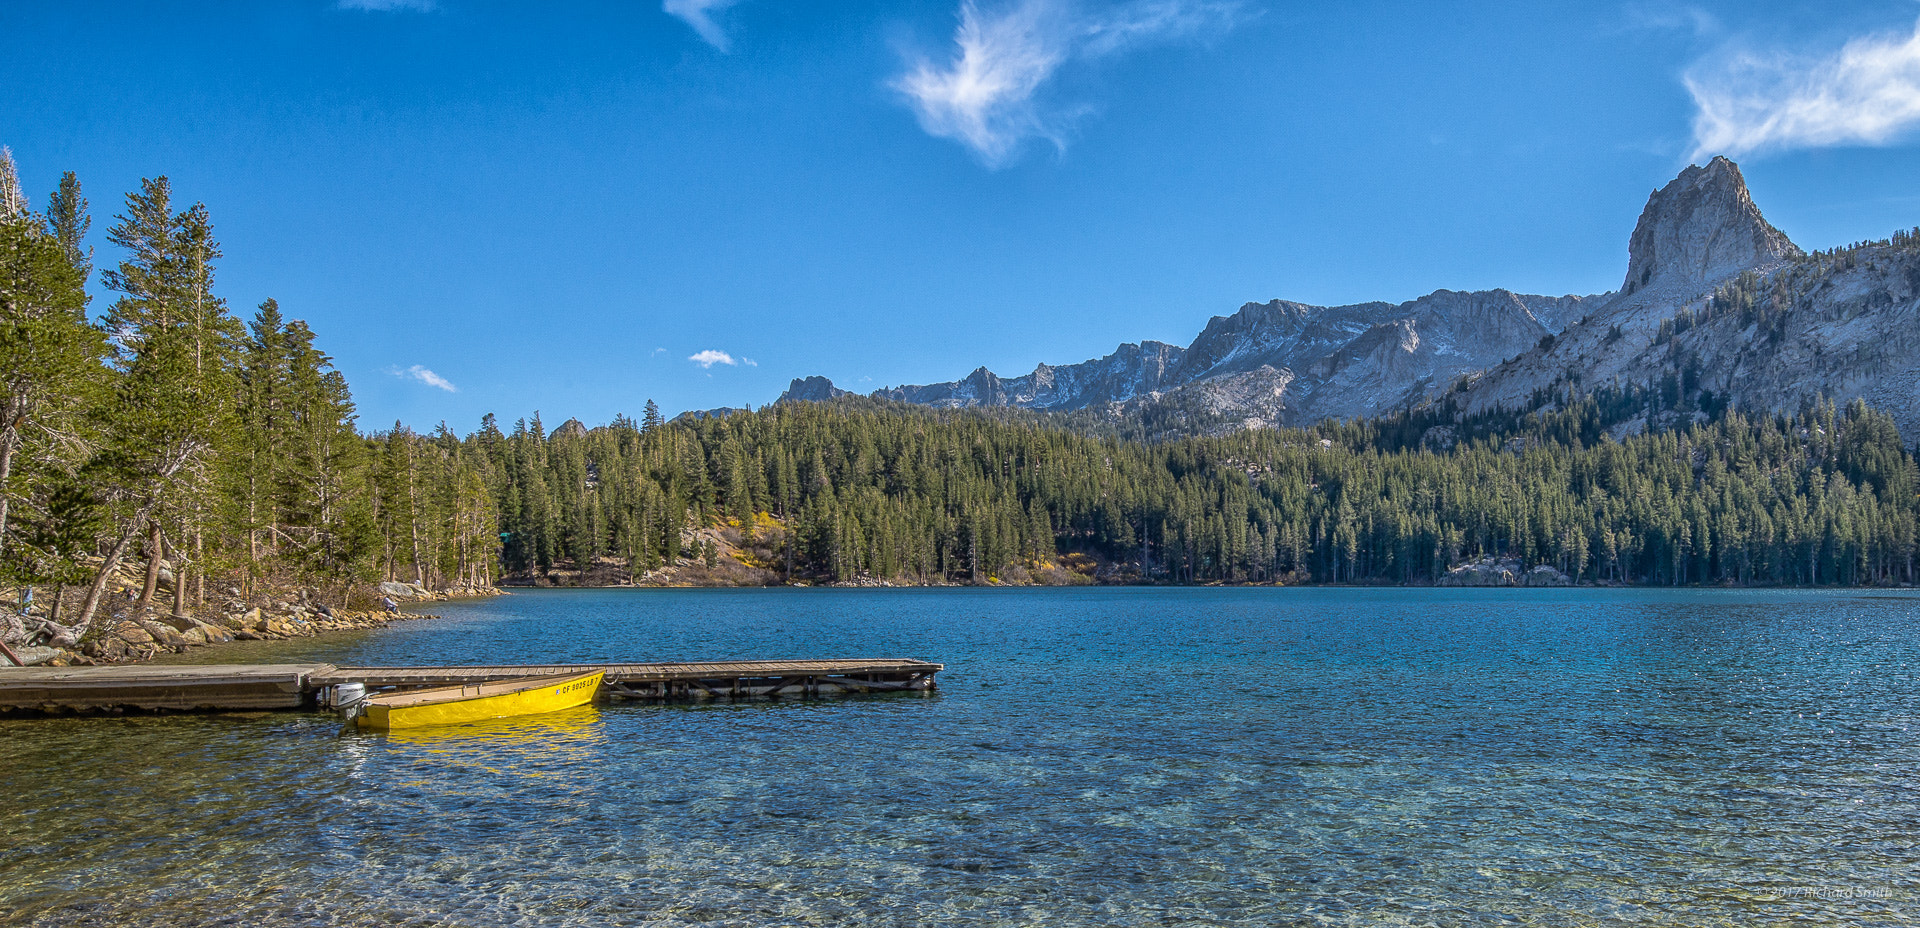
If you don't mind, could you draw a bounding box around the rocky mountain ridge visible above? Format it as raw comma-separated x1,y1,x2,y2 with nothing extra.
788,286,1593,430
773,157,1920,439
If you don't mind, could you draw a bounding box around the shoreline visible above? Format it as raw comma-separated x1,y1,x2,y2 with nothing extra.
496,578,1918,591
3,585,507,670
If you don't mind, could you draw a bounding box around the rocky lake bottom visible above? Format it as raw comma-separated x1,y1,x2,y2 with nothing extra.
3,587,1917,926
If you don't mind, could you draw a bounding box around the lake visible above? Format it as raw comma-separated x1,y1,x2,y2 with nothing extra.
3,587,1918,926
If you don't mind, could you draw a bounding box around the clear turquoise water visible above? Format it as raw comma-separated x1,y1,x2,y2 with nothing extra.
4,588,1919,926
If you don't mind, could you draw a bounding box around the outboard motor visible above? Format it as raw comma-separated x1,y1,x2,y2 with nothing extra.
331,682,368,721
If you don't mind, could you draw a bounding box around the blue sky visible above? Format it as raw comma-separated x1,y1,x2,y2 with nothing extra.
6,0,1920,430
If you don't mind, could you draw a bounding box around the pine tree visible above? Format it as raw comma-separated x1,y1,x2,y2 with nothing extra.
74,178,242,631
233,299,291,572
0,148,26,219
0,179,107,578
43,172,90,285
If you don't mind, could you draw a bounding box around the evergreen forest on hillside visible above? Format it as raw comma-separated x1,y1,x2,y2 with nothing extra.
488,394,1920,587
4,154,1920,644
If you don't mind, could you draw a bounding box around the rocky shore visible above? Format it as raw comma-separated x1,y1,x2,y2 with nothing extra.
1,576,503,668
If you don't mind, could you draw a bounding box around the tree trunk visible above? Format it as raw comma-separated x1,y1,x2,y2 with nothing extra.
407,481,425,586
248,477,259,570
75,508,160,635
0,434,15,565
138,520,163,610
171,540,188,618
193,531,204,606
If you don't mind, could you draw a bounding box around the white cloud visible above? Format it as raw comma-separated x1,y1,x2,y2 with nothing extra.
892,0,1242,167
665,0,743,51
338,0,436,11
393,364,457,392
894,2,1071,166
689,349,739,368
1686,18,1920,159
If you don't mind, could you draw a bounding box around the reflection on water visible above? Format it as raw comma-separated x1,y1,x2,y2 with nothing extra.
361,706,609,786
373,704,607,751
4,588,1920,926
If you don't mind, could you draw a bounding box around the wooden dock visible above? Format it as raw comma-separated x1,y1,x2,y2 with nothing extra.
312,659,941,700
0,658,941,714
0,664,329,711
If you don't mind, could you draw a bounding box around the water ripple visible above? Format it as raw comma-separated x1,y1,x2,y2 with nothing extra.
5,588,1920,926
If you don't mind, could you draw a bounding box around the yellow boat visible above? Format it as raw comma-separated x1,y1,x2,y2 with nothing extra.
355,669,605,730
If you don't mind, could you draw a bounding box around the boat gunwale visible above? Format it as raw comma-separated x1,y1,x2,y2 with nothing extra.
362,669,604,709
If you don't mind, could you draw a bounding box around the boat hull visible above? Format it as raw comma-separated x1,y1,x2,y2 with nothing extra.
357,670,604,730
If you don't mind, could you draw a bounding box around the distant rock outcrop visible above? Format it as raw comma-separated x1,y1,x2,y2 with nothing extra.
1437,558,1572,587
1456,156,1920,438
870,341,1189,411
673,407,747,423
777,376,850,403
1621,156,1801,299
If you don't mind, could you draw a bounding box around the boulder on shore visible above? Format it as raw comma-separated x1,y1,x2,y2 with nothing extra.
89,636,131,661
9,645,63,666
1523,565,1574,587
1438,557,1573,587
1439,557,1522,586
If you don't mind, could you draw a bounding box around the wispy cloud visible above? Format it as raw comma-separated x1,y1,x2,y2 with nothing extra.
892,0,1243,167
689,349,747,368
392,364,458,392
1617,3,1717,38
1686,18,1920,158
338,0,437,11
665,0,743,51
